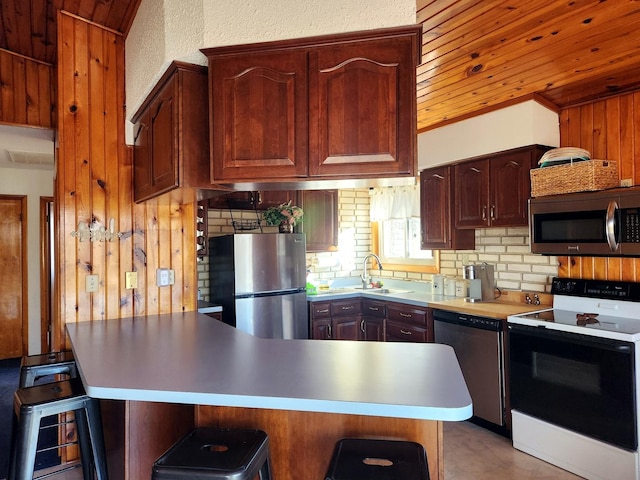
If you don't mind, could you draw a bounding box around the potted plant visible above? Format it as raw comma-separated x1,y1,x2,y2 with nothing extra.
263,201,304,233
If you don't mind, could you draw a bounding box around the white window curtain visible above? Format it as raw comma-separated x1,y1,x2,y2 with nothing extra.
369,185,420,221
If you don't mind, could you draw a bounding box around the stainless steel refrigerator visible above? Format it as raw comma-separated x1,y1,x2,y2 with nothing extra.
209,233,308,339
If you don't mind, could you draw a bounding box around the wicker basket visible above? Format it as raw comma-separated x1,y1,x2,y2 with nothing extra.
530,160,619,197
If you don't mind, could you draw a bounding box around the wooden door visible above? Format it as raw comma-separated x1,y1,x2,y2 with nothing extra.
0,196,26,359
455,159,490,229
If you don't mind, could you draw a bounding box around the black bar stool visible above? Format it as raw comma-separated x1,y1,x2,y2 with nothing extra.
19,351,77,388
152,427,272,480
8,377,108,480
324,438,430,480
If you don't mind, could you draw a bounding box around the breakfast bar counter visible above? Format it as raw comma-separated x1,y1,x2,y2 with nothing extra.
66,312,472,479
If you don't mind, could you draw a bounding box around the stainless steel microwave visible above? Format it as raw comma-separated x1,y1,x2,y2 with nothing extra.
529,187,640,256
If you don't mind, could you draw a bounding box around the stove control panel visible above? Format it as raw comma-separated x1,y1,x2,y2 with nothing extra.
551,277,640,302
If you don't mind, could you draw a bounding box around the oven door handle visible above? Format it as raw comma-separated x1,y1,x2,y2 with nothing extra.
606,200,619,252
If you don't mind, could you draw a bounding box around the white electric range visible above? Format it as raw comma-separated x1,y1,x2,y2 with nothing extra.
508,277,640,480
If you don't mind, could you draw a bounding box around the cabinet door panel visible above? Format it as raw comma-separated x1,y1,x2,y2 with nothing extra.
360,317,384,341
311,318,332,340
150,89,178,192
490,151,534,227
297,190,338,252
455,159,490,229
333,316,360,340
210,51,308,181
420,166,475,250
308,37,416,177
133,110,152,200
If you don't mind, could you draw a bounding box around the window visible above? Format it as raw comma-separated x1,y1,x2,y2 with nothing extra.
370,186,439,273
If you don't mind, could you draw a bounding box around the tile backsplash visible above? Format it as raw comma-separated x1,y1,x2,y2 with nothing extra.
198,188,558,300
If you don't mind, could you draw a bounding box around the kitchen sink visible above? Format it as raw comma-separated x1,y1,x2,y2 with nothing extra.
343,286,413,294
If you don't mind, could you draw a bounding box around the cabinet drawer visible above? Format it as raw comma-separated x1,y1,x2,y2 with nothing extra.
310,302,332,319
330,299,362,317
386,303,428,327
385,320,428,343
361,299,386,318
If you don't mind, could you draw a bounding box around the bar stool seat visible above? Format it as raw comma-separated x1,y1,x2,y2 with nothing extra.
324,438,430,480
152,427,271,480
19,351,77,388
8,377,108,480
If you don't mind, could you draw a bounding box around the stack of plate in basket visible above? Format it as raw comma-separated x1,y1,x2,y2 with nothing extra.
530,147,618,196
538,147,591,168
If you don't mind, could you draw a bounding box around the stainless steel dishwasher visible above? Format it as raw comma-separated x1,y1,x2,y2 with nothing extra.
433,309,505,428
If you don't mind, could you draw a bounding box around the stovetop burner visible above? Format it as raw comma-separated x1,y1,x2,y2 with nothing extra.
508,277,640,341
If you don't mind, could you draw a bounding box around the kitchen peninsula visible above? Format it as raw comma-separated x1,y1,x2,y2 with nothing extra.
66,312,471,479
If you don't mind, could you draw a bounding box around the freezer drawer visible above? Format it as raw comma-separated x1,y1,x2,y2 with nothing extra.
235,291,308,339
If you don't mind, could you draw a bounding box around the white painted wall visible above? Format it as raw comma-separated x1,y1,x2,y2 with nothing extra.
124,0,416,143
418,100,560,169
0,124,55,355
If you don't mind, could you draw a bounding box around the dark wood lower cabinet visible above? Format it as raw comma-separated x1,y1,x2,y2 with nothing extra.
310,298,433,343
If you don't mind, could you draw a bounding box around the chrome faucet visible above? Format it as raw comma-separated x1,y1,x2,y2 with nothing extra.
361,253,383,289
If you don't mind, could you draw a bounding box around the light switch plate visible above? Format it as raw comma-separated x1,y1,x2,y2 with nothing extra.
86,274,99,293
125,271,138,289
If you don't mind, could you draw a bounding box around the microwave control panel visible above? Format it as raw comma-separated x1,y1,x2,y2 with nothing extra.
621,209,640,242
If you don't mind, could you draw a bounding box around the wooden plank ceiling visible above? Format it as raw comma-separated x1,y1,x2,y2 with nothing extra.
2,0,640,133
417,0,640,131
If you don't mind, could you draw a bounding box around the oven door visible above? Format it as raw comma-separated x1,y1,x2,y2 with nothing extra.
509,324,637,450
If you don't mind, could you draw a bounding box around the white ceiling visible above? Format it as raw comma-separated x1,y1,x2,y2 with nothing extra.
0,124,55,170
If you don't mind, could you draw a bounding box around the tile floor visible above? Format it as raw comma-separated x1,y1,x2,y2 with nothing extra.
12,421,583,480
444,421,582,479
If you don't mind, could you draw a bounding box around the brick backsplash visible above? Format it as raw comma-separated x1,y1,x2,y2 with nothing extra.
198,189,559,300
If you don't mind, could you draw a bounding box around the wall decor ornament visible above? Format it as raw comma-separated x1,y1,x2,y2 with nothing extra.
71,218,123,242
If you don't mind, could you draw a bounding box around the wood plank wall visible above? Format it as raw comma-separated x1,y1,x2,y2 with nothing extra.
559,93,640,281
0,48,54,128
54,12,197,350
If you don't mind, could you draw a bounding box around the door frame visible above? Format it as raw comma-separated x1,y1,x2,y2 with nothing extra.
40,196,53,352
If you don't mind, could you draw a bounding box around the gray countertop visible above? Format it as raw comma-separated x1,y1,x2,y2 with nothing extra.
66,311,472,421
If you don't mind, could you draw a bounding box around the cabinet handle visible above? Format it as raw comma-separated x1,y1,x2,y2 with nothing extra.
401,329,412,335
328,324,332,339
482,205,487,220
400,312,412,318
254,191,262,205
342,306,354,311
317,309,329,314
470,167,481,173
433,174,444,180
360,320,365,332
490,205,495,219
368,306,379,312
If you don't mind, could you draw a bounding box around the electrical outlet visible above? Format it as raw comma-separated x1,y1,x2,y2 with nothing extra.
125,271,138,289
86,274,99,293
157,268,175,287
621,178,633,187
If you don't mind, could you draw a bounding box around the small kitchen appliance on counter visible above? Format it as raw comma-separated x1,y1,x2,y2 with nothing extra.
463,263,495,302
508,277,640,480
209,233,308,339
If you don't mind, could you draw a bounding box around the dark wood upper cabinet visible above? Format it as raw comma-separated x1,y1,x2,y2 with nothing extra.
454,145,552,229
132,61,210,203
296,190,338,252
202,25,421,184
420,166,475,250
307,34,417,178
208,191,296,211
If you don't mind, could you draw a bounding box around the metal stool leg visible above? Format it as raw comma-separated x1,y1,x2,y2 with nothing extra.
84,398,109,480
75,408,98,480
9,405,43,480
259,456,272,480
